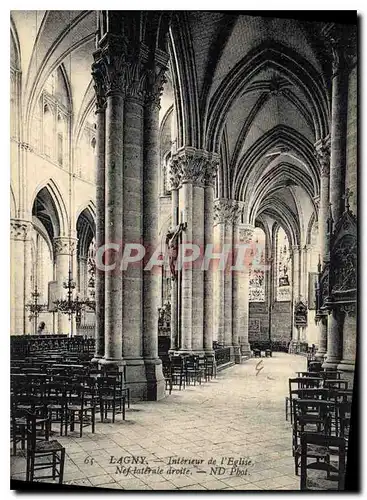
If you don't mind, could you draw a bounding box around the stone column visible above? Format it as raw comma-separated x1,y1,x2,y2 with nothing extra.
203,156,220,354
232,223,254,361
92,14,171,400
10,219,32,335
314,138,331,360
90,71,106,362
53,236,77,336
316,316,328,361
169,176,180,351
121,78,145,397
213,198,240,359
324,309,344,369
315,137,331,263
93,40,125,367
213,216,225,344
337,306,356,382
291,245,301,342
143,57,168,400
322,25,351,369
172,147,208,354
327,30,348,224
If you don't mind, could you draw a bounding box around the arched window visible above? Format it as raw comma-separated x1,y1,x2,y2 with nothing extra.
43,104,54,157
276,227,292,301
249,228,266,302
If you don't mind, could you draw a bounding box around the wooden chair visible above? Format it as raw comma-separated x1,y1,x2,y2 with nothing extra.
300,433,346,490
286,377,322,422
204,354,216,379
100,364,130,408
324,379,348,391
45,383,68,436
170,356,186,390
65,383,95,437
292,399,334,476
335,401,351,440
162,360,173,395
97,376,126,423
25,412,65,484
253,348,261,358
184,355,203,386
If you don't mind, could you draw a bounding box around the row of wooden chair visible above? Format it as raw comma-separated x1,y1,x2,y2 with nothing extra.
286,369,351,490
162,354,216,393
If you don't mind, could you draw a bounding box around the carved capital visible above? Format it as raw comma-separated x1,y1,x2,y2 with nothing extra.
93,36,148,101
214,198,243,226
170,147,219,189
314,136,330,176
238,224,255,243
204,153,220,188
10,219,32,241
53,237,78,256
144,51,169,109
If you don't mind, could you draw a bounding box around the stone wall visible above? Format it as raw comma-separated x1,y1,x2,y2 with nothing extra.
249,301,292,343
271,302,292,342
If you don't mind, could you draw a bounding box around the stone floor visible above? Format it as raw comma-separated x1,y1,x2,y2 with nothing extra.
11,352,307,491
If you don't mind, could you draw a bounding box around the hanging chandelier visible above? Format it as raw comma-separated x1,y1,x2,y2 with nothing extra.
25,284,48,333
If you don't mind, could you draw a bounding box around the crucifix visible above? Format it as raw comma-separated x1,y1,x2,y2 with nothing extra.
166,210,187,352
165,214,187,281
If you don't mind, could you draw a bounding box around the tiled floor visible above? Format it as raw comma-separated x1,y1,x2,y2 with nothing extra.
11,352,306,490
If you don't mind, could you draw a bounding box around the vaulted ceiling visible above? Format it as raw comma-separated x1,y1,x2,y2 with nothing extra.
11,11,338,245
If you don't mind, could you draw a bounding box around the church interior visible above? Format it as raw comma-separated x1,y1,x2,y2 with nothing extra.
10,11,357,491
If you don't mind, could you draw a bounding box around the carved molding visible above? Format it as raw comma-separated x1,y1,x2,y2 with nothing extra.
340,303,356,318
53,237,78,256
10,219,32,241
214,198,243,226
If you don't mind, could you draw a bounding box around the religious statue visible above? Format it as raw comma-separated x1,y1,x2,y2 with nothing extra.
165,222,187,280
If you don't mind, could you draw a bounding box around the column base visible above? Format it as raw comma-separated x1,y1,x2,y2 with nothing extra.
144,358,166,401
337,359,355,372
314,350,326,362
322,357,341,370
91,355,104,364
336,361,355,389
233,345,242,364
173,349,192,356
98,357,125,368
240,342,251,358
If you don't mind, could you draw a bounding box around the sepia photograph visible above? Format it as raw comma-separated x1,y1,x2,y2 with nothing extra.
9,9,358,492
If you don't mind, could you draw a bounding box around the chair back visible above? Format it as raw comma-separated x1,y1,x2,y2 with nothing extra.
300,432,346,490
